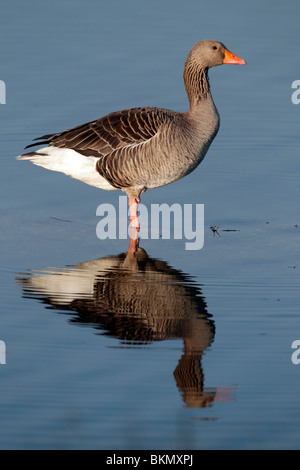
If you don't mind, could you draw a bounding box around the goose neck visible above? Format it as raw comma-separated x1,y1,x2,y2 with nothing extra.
183,60,211,110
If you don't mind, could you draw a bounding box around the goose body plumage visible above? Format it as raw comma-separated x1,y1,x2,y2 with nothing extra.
18,40,246,201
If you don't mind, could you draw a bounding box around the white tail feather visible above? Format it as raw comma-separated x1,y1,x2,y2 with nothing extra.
17,146,116,190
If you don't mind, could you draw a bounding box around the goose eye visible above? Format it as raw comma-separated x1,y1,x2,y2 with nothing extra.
212,46,217,50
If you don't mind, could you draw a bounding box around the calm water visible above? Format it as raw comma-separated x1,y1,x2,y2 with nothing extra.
1,0,300,450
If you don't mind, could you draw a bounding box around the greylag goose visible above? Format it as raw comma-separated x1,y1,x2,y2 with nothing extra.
18,40,246,234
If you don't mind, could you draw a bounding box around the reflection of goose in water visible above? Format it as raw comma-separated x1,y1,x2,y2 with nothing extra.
16,247,233,408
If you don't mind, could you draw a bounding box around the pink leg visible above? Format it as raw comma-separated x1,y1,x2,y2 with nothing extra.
128,197,140,255
213,386,235,402
128,197,141,256
128,229,139,256
128,197,140,231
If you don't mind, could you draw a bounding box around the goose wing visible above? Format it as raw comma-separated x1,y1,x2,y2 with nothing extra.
27,107,174,189
28,107,169,156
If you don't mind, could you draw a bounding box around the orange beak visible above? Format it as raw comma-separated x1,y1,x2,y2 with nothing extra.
223,48,246,65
